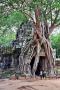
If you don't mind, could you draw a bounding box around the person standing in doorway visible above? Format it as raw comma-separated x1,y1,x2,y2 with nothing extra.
40,70,43,79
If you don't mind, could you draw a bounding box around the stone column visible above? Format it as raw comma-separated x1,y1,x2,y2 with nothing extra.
11,55,15,68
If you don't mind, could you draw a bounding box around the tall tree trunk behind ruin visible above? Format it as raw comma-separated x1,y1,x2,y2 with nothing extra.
32,7,54,76
32,7,42,76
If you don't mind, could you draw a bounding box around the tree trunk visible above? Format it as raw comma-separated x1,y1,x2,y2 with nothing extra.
32,41,41,77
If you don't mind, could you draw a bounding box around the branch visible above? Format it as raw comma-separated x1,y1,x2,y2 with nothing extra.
49,9,60,35
49,4,53,25
49,23,60,34
20,10,35,24
52,10,60,26
46,7,55,15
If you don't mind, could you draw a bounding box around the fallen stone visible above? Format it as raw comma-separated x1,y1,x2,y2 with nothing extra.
9,74,18,80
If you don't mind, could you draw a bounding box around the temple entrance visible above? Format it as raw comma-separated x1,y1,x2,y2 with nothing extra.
35,56,45,75
30,56,46,76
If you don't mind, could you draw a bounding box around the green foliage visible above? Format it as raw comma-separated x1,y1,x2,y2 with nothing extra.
0,10,28,46
50,33,60,58
0,32,16,46
6,11,27,26
0,10,27,28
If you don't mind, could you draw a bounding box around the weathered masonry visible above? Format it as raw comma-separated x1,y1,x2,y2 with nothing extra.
16,20,54,76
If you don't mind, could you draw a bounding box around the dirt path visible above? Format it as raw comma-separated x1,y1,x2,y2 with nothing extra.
0,78,60,90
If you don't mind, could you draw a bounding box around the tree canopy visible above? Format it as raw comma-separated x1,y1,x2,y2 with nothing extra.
0,0,60,47
0,8,27,46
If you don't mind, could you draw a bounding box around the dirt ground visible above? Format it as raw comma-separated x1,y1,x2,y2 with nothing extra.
0,78,60,90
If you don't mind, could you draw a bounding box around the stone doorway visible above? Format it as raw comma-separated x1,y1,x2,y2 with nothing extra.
30,56,46,76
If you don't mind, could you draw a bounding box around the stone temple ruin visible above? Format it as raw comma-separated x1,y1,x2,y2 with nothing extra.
15,20,54,76
0,20,55,76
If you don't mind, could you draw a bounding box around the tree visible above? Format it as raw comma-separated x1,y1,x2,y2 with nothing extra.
0,0,60,76
50,33,60,58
